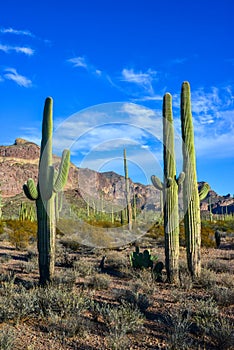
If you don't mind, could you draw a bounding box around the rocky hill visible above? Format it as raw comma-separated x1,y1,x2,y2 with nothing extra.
0,139,159,213
0,138,233,216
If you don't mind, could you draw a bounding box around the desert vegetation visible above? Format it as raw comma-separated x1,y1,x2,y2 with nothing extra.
0,82,233,349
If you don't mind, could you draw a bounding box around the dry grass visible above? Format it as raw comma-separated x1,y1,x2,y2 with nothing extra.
0,224,233,350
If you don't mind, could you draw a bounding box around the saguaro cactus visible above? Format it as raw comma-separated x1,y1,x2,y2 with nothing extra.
123,149,132,230
180,82,209,279
151,93,184,284
23,97,70,285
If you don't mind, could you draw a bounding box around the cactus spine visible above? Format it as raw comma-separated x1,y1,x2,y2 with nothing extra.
151,93,184,283
180,82,209,279
23,97,70,285
123,149,132,230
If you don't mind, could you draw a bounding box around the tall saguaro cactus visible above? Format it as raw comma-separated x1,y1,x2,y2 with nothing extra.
123,149,132,231
151,93,184,283
23,97,70,285
180,82,209,279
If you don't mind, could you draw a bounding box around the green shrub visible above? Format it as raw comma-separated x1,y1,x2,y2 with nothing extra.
6,219,37,249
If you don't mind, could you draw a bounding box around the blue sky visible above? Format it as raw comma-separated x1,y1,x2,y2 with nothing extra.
0,0,234,196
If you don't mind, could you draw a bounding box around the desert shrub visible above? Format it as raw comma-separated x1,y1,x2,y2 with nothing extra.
102,302,144,335
51,270,77,289
105,251,129,270
146,222,164,240
128,268,158,295
179,269,193,291
18,261,36,274
0,326,16,350
0,220,5,235
73,259,96,277
0,253,11,263
87,273,111,290
192,298,219,335
115,289,152,313
211,286,234,306
87,218,121,228
37,284,88,318
60,239,80,251
0,284,39,323
44,313,87,339
25,249,37,261
209,317,234,350
6,219,37,249
196,268,217,288
165,308,192,350
219,272,234,288
205,260,231,274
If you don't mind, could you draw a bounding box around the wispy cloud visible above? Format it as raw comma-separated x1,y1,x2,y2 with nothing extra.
121,68,157,94
67,56,88,69
0,27,34,37
4,68,32,87
0,43,34,55
67,56,102,77
172,85,234,159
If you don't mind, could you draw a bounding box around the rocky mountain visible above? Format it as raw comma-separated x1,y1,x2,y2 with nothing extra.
0,138,233,215
0,139,159,213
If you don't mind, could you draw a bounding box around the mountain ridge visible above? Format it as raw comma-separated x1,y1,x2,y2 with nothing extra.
0,138,233,215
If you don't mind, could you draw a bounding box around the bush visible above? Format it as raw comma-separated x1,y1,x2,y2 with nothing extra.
102,302,144,335
6,219,37,249
0,326,16,350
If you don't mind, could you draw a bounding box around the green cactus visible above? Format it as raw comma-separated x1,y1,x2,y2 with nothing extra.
151,93,184,284
180,82,209,279
23,97,70,285
19,202,34,221
130,246,155,269
123,149,132,230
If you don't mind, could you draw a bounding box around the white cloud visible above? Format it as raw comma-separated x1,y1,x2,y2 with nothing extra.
67,56,88,69
121,68,157,94
67,56,102,77
0,27,34,37
0,43,34,55
172,85,234,159
4,68,32,88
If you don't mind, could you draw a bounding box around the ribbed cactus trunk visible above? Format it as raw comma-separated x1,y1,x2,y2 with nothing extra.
180,81,201,279
23,97,70,285
163,94,180,283
124,149,132,231
152,94,184,283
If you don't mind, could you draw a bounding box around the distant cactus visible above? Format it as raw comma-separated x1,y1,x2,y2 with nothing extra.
19,202,36,221
180,82,209,279
23,97,70,285
123,149,132,230
151,93,184,284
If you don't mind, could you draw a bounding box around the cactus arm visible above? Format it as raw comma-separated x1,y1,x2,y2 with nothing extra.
199,182,210,201
40,97,53,158
151,175,163,191
176,172,185,192
176,172,185,186
53,149,70,193
23,179,38,200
